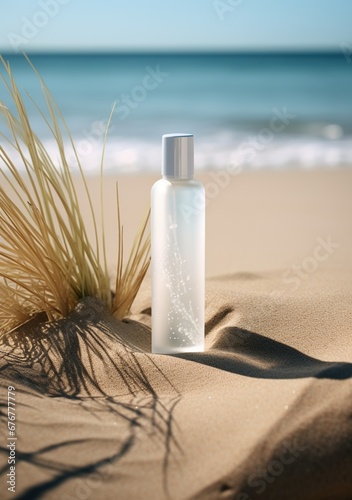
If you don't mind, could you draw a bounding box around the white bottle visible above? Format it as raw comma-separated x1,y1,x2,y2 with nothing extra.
151,134,205,354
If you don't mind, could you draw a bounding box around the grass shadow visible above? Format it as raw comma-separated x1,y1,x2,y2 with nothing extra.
0,297,180,500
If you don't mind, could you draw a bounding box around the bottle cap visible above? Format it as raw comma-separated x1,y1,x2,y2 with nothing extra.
162,133,194,179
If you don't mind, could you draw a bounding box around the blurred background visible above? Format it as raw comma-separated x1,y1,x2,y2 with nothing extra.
0,0,351,175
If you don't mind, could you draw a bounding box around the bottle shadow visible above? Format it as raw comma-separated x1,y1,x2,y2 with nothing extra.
176,324,352,380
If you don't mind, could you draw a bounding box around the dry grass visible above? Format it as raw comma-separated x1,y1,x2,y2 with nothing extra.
0,55,150,335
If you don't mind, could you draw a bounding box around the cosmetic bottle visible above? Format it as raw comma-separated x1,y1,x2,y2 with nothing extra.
151,134,205,354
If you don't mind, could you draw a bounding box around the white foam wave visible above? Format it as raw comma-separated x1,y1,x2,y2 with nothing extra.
1,132,351,175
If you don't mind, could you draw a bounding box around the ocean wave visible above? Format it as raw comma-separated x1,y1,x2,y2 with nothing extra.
1,131,351,175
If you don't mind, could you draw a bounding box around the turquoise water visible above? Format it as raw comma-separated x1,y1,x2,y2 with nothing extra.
1,52,351,173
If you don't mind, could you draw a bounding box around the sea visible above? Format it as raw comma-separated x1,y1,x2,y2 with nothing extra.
1,52,351,175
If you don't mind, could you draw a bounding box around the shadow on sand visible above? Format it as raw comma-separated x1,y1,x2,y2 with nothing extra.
176,307,352,381
0,297,180,500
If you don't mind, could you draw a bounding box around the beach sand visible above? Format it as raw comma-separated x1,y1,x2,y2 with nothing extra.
1,169,352,499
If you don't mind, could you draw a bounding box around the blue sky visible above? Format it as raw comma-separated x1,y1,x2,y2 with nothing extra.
0,0,350,53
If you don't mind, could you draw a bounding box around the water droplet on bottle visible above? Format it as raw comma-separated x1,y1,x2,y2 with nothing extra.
186,275,190,280
169,223,178,229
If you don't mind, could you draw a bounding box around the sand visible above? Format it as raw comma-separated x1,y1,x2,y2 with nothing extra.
1,169,352,499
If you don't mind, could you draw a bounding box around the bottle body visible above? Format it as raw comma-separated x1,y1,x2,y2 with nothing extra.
151,178,205,354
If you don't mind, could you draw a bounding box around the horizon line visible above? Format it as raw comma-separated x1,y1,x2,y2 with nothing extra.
0,48,344,57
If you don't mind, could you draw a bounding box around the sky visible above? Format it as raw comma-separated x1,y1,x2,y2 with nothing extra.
0,0,351,53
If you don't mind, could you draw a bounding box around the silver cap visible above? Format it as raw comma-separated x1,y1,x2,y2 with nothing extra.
162,133,194,179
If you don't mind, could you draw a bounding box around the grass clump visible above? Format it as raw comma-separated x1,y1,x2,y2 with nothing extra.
0,56,150,335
